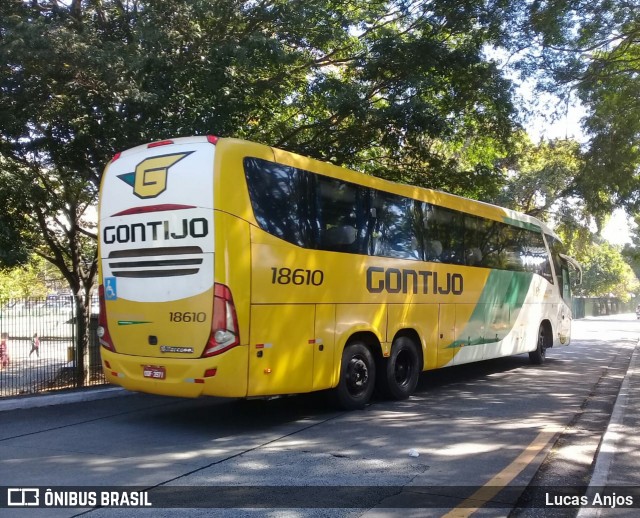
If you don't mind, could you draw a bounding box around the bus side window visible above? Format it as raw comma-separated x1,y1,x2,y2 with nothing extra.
499,225,526,271
464,215,493,267
369,191,416,260
425,205,464,265
316,177,367,254
521,230,553,282
244,158,316,248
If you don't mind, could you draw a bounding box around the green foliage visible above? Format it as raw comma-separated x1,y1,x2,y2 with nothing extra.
255,0,518,190
574,241,640,301
0,0,518,180
579,42,640,215
622,215,640,282
0,255,49,299
495,134,582,220
0,163,33,267
499,134,640,300
3,0,640,309
505,0,640,218
0,0,520,280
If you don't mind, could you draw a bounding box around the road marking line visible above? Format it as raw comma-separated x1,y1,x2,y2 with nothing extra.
441,429,558,518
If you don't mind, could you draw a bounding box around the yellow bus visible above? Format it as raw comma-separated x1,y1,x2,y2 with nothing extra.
97,136,580,409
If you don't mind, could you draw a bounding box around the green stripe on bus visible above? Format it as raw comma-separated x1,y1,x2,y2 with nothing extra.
502,217,541,232
447,270,533,348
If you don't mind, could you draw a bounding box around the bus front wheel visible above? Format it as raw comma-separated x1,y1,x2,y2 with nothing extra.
529,323,549,365
376,336,420,400
335,342,376,410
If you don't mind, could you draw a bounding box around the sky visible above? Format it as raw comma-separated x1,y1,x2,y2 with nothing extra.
602,210,634,246
525,93,589,144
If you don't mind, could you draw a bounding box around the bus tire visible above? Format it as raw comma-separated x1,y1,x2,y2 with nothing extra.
335,341,376,410
376,336,420,400
529,323,548,365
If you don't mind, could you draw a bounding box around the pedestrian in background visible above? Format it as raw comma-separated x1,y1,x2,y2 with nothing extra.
29,332,40,358
0,332,10,369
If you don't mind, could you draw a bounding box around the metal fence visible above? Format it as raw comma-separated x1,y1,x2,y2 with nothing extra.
0,297,107,398
573,296,637,319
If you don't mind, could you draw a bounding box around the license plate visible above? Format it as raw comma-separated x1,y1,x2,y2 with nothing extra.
143,365,166,380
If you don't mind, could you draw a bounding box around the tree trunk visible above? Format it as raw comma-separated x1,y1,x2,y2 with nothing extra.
73,293,91,387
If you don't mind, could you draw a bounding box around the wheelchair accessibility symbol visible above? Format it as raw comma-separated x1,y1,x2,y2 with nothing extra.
105,277,118,300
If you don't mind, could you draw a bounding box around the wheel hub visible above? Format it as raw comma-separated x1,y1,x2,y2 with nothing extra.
348,357,369,393
395,352,411,385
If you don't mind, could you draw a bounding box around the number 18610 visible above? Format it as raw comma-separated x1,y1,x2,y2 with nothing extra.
271,268,324,286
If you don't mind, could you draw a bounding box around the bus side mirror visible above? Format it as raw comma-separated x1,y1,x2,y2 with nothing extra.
571,271,582,287
560,254,582,286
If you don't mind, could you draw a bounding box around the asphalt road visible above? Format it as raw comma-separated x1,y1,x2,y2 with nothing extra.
0,315,638,518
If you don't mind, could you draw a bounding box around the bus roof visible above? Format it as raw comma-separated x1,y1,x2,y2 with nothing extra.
109,135,559,241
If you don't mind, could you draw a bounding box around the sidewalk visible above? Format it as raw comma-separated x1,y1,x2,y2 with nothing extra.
0,355,71,397
578,340,640,517
0,384,128,412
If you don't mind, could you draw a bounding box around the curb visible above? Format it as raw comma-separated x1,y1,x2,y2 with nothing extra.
577,340,640,518
0,386,130,412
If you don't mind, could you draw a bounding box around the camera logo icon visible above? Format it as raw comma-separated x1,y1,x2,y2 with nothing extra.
7,488,39,506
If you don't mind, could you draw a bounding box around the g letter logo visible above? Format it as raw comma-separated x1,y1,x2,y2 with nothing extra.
118,152,193,199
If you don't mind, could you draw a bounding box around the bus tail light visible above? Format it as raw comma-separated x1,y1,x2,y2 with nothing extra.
147,139,174,148
202,283,239,357
97,285,116,352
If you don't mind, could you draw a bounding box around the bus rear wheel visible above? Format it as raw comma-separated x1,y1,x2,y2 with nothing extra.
335,341,375,410
376,336,420,400
529,323,549,365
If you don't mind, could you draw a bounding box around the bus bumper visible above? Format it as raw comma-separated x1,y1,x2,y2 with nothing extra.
100,346,249,398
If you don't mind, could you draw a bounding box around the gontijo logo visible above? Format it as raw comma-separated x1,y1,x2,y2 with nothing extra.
117,152,193,199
